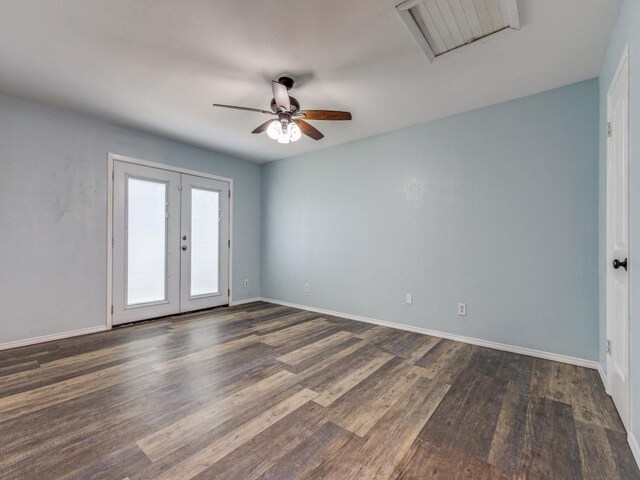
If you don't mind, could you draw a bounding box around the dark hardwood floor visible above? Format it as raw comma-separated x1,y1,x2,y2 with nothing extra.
1,302,638,479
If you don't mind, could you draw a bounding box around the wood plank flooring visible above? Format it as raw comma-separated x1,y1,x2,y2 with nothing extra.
1,302,638,479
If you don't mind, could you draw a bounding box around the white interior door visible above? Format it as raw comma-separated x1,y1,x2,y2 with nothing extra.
113,162,181,325
113,161,230,325
606,47,630,429
180,174,230,311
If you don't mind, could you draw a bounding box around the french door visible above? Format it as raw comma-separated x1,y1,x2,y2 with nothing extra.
112,160,229,325
180,173,230,312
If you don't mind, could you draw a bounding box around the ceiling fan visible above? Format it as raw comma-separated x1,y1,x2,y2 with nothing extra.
213,76,352,143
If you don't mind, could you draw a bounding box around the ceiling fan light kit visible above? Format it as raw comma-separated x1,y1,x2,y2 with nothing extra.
270,121,301,143
266,113,302,143
213,76,352,144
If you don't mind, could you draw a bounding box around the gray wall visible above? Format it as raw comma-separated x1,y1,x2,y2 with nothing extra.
598,0,640,451
262,79,599,361
0,92,261,345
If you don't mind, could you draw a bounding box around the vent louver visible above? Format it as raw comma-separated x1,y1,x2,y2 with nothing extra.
396,0,520,62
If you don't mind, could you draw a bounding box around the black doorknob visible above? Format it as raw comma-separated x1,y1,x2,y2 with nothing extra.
613,258,628,271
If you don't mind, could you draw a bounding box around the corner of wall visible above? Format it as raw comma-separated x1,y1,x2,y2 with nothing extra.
629,432,640,472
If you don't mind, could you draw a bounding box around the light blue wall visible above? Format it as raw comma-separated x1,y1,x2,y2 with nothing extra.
599,0,640,447
0,92,261,345
262,79,600,361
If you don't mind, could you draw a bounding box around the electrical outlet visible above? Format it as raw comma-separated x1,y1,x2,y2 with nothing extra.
304,283,310,293
457,303,467,316
406,293,413,305
244,279,249,287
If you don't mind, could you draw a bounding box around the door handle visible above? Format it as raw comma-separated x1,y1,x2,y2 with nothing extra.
613,258,628,271
181,245,188,251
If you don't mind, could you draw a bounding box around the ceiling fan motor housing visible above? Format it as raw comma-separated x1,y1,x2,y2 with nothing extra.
271,96,300,114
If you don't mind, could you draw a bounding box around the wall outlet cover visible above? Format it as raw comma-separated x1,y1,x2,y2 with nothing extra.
406,293,413,304
458,303,467,316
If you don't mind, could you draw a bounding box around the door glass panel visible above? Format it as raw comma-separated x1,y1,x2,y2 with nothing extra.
190,188,220,296
127,178,167,305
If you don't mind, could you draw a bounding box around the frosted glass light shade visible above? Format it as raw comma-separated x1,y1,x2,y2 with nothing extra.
267,120,281,140
289,123,301,142
277,130,290,144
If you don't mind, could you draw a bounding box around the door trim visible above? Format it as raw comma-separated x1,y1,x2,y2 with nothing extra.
106,153,234,329
605,44,630,420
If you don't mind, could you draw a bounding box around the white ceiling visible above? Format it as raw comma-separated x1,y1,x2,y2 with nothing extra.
0,0,620,163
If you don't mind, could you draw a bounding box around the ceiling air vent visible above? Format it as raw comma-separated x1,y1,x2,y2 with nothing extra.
396,0,520,62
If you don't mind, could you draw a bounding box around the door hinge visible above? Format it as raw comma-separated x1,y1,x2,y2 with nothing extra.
228,239,231,248
111,305,114,315
607,122,612,138
228,288,230,296
606,339,612,355
228,190,231,199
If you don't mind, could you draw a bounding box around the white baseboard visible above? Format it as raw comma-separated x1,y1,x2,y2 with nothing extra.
629,432,640,471
0,325,109,352
230,297,262,306
258,297,599,370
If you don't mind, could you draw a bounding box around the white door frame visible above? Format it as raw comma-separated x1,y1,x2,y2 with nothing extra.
106,153,234,329
605,44,630,422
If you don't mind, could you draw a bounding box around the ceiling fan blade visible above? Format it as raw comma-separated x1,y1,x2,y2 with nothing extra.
298,110,352,121
272,81,291,112
213,104,273,114
251,119,273,134
296,120,324,141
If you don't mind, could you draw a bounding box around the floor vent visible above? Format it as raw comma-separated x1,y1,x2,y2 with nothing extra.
396,0,520,62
